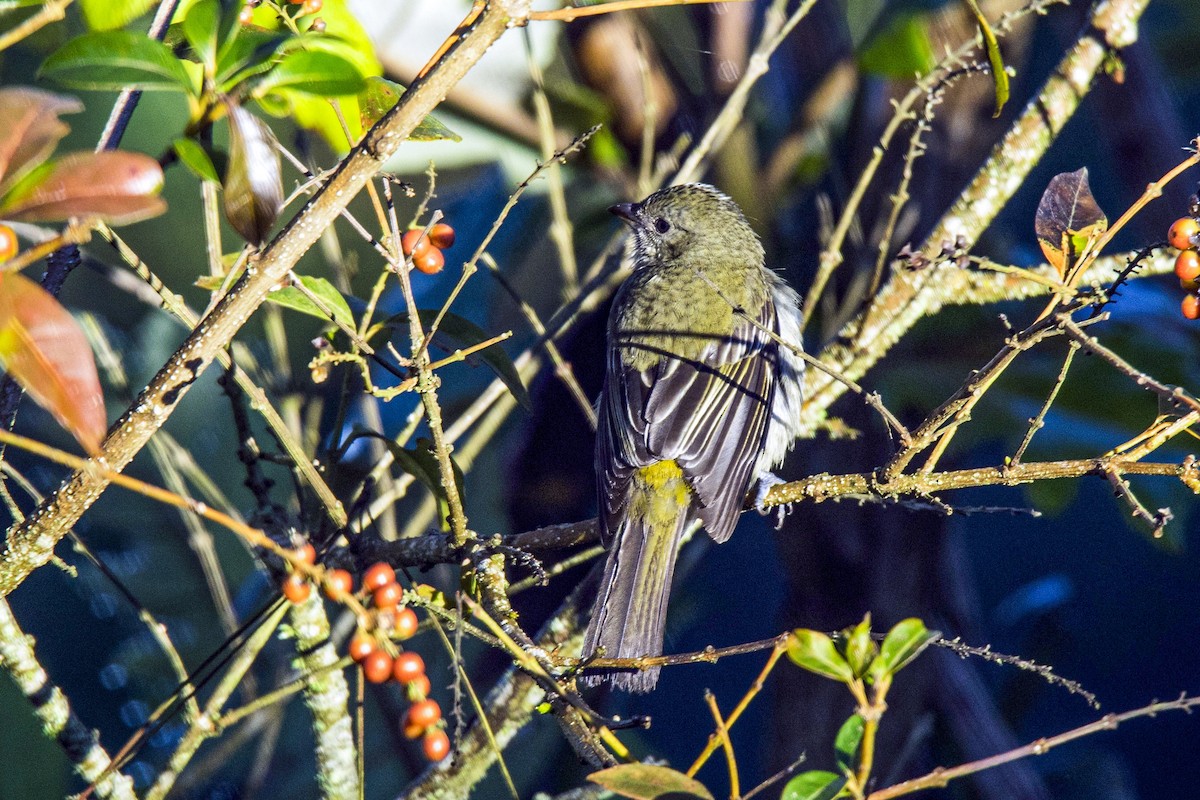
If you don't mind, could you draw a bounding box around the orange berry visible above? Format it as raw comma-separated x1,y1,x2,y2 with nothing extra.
412,246,445,275
406,673,432,700
401,229,430,257
324,568,353,600
393,607,419,640
429,223,455,250
363,562,395,591
392,651,425,684
1182,278,1200,291
1182,294,1200,321
373,581,403,611
348,631,376,662
402,718,424,739
362,650,393,684
1169,217,1200,251
423,729,451,761
238,5,255,25
406,698,441,729
301,0,322,13
1175,250,1200,282
282,573,311,604
309,16,325,32
0,225,17,261
293,543,316,565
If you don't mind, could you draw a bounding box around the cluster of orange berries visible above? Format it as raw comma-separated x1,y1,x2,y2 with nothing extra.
239,0,323,26
1170,216,1200,319
401,223,455,275
280,552,450,762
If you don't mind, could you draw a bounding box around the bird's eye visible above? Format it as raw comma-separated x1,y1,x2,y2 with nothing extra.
654,217,671,234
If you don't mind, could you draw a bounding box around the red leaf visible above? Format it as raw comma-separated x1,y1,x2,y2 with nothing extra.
0,151,166,225
0,88,82,196
0,273,106,453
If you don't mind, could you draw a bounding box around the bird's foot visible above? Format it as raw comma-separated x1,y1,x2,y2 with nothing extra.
755,472,791,530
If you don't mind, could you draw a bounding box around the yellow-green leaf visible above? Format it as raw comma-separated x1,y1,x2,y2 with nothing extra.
588,764,714,800
787,629,854,683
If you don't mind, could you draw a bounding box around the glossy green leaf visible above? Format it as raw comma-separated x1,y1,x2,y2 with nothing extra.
843,614,877,678
383,310,529,409
222,102,282,245
781,770,846,800
787,629,854,683
268,276,354,329
80,0,156,30
215,28,290,89
253,49,366,99
181,0,223,70
0,88,81,196
871,618,938,680
40,31,195,93
834,715,864,772
588,763,713,800
0,151,166,224
173,138,219,183
0,273,105,454
356,77,460,142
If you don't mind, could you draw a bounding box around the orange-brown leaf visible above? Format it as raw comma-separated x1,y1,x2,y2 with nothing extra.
0,272,105,453
0,151,166,225
0,88,81,196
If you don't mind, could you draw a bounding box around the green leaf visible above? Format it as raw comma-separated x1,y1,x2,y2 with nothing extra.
80,0,156,30
871,618,938,680
173,138,219,183
857,13,935,78
181,0,225,71
215,28,290,90
268,276,353,329
382,310,529,410
588,763,714,800
356,77,460,142
787,629,854,683
843,614,877,677
39,31,196,93
253,49,366,99
781,770,846,800
834,715,865,772
962,0,1010,117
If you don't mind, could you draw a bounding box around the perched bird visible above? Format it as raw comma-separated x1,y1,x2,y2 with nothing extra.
582,183,805,692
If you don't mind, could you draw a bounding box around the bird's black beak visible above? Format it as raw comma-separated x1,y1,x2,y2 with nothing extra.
609,202,637,224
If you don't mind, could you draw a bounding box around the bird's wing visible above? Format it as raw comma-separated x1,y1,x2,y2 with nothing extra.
596,301,778,545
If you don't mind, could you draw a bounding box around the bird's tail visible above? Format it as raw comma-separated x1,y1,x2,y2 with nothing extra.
582,461,691,693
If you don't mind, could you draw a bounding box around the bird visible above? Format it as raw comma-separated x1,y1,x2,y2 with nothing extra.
581,183,805,692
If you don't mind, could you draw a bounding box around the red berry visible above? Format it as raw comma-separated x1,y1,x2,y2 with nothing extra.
429,223,455,250
323,568,353,600
1169,217,1200,251
0,225,17,261
1182,294,1200,321
282,573,311,604
363,562,395,591
373,581,403,611
393,607,419,640
392,651,425,684
1175,250,1200,282
407,673,432,700
423,729,451,761
402,718,424,739
348,631,376,662
412,246,445,275
405,698,441,729
401,229,430,258
293,543,316,565
363,650,393,684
